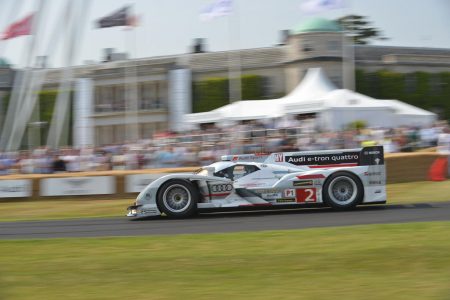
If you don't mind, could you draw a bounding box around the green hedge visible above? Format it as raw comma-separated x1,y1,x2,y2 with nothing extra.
5,90,73,149
37,90,74,148
356,70,450,120
192,77,229,113
192,74,266,113
19,90,58,148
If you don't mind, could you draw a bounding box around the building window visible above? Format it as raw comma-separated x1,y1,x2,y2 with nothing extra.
301,41,314,52
95,86,113,112
140,123,154,139
97,126,113,145
94,87,101,112
117,85,125,111
328,40,340,51
159,81,167,108
153,81,166,109
140,82,153,110
114,125,125,143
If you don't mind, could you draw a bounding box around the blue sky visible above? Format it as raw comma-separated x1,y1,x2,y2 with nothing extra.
0,0,449,68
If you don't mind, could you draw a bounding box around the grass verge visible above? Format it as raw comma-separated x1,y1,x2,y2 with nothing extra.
0,180,449,222
0,222,450,299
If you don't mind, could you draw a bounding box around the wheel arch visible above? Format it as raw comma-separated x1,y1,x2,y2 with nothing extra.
324,169,364,186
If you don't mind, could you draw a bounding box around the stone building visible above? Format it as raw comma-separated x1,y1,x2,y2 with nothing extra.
2,17,449,146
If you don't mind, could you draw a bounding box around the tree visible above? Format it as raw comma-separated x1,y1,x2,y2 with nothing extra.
336,15,388,45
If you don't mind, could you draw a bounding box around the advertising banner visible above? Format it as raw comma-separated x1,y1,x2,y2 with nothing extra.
0,179,32,198
40,176,115,196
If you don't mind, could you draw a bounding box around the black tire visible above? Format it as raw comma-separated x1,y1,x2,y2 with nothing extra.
156,179,198,218
322,171,363,210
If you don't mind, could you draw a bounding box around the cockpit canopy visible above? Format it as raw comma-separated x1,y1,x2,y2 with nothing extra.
196,162,260,180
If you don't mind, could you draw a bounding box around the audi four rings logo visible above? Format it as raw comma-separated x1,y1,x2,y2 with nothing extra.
211,184,233,193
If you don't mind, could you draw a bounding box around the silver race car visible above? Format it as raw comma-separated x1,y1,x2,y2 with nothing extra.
127,146,386,218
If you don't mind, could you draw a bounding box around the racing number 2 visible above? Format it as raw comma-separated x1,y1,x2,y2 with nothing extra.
296,188,317,203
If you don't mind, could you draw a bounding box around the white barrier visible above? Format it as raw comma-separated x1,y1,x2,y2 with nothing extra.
125,173,169,193
0,179,32,198
40,176,115,196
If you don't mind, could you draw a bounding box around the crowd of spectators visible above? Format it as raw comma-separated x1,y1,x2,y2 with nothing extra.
1,118,449,175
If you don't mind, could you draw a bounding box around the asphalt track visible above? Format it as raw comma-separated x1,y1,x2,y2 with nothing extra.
1,202,450,240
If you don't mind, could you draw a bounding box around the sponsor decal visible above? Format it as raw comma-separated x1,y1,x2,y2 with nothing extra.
283,189,295,198
261,192,282,199
375,189,382,194
211,184,233,193
275,153,284,162
254,189,278,194
293,180,313,187
364,172,382,176
359,146,384,166
230,154,268,162
364,150,381,155
296,188,317,203
296,174,325,179
369,180,382,185
276,198,296,203
285,152,359,166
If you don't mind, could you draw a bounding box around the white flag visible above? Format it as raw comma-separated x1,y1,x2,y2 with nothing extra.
200,0,233,22
300,0,344,14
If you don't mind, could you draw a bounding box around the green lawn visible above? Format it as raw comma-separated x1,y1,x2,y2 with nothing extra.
387,180,450,204
1,222,450,299
0,180,449,222
0,198,131,222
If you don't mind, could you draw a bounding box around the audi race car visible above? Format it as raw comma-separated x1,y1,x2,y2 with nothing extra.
127,146,386,218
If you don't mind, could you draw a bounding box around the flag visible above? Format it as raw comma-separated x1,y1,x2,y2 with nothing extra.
200,0,233,22
126,15,140,27
1,14,33,40
96,6,132,28
300,0,344,14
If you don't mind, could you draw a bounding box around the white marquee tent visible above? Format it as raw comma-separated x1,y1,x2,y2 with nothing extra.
184,68,437,130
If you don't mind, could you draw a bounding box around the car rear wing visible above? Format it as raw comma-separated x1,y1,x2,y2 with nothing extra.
221,146,384,167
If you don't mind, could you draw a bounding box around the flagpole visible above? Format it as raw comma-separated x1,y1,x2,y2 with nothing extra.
124,4,139,144
2,0,45,151
43,0,91,149
227,0,241,103
342,1,355,91
130,8,139,143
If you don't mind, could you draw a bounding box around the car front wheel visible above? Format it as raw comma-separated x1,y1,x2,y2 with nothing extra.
156,179,198,218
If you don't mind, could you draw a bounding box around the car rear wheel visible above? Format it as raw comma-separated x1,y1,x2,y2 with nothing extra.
157,179,198,218
323,172,363,210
